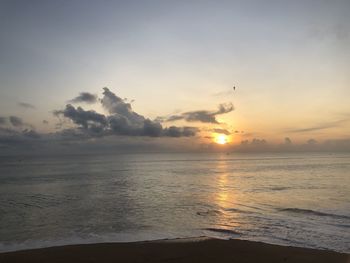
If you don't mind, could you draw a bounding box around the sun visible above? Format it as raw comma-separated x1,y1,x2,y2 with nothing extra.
215,134,228,145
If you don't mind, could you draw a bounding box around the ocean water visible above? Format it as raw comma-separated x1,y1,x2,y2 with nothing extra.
0,152,349,253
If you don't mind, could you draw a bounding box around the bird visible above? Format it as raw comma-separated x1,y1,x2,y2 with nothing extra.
233,86,236,91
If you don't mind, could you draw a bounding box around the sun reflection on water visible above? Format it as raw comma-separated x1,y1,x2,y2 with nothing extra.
211,157,241,230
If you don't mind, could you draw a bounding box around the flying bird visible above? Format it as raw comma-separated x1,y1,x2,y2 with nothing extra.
233,86,236,91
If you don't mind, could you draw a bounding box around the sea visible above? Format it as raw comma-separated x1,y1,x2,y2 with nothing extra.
0,152,349,253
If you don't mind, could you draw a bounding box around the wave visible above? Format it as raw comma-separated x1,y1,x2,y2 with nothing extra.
270,186,291,191
196,210,223,216
204,228,241,235
224,207,253,214
0,232,183,253
278,208,350,220
197,207,253,216
327,223,350,228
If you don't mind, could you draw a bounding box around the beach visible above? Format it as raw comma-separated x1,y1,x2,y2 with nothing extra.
0,238,348,263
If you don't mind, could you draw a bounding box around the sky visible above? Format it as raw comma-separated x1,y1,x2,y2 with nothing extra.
0,0,350,153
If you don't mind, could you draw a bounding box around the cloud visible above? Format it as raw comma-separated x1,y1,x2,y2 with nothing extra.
284,137,292,145
163,126,199,137
161,103,234,124
231,138,271,152
3,87,350,155
18,102,36,109
0,126,41,148
322,139,350,152
290,125,332,133
0,116,40,151
69,92,98,104
0,117,7,125
289,119,348,133
230,137,350,153
22,129,41,139
54,104,107,132
43,120,49,124
251,138,267,145
307,138,317,145
9,116,24,127
101,87,146,128
212,128,231,135
241,140,249,145
0,116,33,130
54,88,199,138
0,127,16,135
238,138,267,146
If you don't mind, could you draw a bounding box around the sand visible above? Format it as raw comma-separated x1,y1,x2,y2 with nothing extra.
0,237,348,263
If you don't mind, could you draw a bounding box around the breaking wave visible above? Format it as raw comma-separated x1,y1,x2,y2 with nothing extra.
278,208,350,220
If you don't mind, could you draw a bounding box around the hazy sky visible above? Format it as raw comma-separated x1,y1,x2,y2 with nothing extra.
1,0,350,153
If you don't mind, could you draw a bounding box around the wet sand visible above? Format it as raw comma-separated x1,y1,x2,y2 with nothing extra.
0,237,348,263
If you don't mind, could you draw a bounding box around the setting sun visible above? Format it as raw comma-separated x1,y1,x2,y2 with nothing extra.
215,134,228,145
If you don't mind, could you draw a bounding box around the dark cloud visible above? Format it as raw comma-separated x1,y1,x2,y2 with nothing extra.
3,87,350,154
69,92,98,104
142,119,163,137
54,104,107,135
22,129,41,139
241,140,249,145
291,126,332,133
54,88,198,138
231,137,350,153
0,117,7,125
101,87,144,123
232,138,271,153
289,119,348,133
251,138,267,145
162,103,234,124
54,128,92,141
284,137,292,145
0,116,30,128
163,126,199,137
216,103,234,114
213,128,231,135
0,127,16,135
183,110,218,123
18,102,36,109
181,127,198,137
239,138,267,146
307,138,317,145
9,116,24,127
0,126,41,150
101,87,198,137
322,139,350,152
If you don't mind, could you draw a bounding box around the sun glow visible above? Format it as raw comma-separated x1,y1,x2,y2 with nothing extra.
215,134,228,145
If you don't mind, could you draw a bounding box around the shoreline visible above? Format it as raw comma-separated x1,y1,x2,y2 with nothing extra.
0,237,348,263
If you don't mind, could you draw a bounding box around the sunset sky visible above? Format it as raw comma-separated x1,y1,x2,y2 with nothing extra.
1,0,349,153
